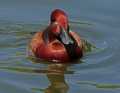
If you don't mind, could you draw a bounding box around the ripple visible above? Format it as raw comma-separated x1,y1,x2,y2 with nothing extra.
0,20,119,76
77,81,120,89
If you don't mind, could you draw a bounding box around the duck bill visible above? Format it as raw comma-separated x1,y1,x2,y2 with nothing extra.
58,26,74,45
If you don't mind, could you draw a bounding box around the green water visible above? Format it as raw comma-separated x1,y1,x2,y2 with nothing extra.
0,0,120,93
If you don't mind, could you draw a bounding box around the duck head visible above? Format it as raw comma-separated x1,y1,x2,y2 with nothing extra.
49,9,75,45
50,9,68,31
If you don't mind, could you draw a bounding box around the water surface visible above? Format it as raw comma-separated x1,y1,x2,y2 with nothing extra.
0,0,120,93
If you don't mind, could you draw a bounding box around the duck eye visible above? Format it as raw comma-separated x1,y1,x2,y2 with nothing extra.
51,18,56,22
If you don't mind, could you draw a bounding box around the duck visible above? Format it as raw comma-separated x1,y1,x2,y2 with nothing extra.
29,9,84,62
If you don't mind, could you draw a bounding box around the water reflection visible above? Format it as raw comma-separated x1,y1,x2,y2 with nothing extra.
30,57,69,93
45,64,69,93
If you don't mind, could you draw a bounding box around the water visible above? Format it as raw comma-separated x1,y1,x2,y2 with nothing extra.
0,0,120,93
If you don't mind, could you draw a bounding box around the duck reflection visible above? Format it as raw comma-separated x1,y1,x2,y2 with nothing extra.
45,64,69,93
30,57,70,93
